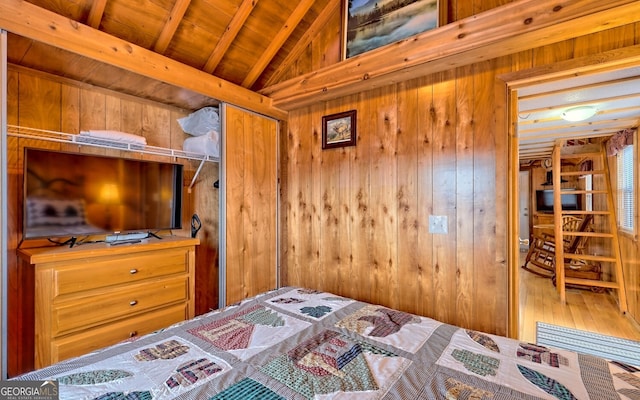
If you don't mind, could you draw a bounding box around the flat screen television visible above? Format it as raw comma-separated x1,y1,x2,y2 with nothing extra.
23,148,183,239
536,189,580,213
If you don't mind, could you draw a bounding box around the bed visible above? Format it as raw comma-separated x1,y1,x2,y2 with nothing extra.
16,286,640,399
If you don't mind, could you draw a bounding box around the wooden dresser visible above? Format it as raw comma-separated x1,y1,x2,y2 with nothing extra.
18,236,198,369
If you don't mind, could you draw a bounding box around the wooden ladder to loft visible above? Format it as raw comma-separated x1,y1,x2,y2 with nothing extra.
551,142,627,312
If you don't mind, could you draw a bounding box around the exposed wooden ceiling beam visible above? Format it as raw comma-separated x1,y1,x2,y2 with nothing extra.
154,0,192,54
265,0,340,87
241,0,314,88
203,0,258,74
261,0,640,110
86,0,107,29
0,0,286,120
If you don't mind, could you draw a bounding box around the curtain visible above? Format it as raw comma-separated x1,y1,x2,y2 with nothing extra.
606,128,635,156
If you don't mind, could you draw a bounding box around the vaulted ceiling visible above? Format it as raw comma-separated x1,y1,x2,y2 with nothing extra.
5,0,338,111
3,0,640,132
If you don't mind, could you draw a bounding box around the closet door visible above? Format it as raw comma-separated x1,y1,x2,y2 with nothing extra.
220,104,278,306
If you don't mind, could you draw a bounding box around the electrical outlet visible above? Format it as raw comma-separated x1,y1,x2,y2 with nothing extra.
429,215,448,234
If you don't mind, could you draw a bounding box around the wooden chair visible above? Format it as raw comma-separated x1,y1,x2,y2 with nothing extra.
521,215,593,278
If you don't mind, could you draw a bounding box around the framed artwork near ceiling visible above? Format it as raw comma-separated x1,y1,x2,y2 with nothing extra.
343,0,439,59
322,110,357,149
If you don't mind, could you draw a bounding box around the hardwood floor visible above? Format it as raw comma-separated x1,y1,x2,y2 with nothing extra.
518,252,640,344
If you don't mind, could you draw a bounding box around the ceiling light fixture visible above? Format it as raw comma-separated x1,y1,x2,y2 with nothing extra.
561,106,597,122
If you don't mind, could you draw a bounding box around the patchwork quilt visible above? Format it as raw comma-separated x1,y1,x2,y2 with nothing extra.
16,287,640,399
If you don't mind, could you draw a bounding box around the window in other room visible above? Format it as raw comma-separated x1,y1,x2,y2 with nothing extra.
616,142,634,233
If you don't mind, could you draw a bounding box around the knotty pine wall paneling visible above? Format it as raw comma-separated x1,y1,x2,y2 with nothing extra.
350,92,373,304
321,96,354,298
6,67,219,376
369,85,399,309
306,102,324,294
454,63,475,331
281,62,510,334
279,3,640,335
222,105,277,305
396,79,420,316
431,69,457,326
415,75,436,319
474,57,510,334
620,234,640,325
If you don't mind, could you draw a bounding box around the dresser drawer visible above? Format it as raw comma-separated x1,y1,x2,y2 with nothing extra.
52,248,188,297
22,237,198,370
45,304,188,368
52,276,189,336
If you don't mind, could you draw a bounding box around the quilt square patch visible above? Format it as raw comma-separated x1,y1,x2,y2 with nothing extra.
210,378,285,400
267,288,354,320
335,304,440,353
188,304,310,360
261,330,409,399
51,336,230,400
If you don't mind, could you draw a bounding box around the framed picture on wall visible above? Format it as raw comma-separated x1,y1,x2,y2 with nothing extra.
343,0,439,59
322,110,357,149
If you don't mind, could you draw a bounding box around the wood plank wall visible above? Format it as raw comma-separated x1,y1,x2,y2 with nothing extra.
6,66,219,376
610,149,640,324
224,105,278,304
279,1,640,335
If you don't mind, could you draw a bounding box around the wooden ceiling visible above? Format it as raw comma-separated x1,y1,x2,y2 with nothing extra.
6,0,337,111
3,0,640,120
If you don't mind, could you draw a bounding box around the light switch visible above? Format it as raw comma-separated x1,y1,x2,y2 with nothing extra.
429,215,448,234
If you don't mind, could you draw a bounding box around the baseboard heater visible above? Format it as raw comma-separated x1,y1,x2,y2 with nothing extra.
537,322,640,367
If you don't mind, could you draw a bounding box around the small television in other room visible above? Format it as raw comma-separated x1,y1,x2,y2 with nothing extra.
23,148,183,239
535,189,580,213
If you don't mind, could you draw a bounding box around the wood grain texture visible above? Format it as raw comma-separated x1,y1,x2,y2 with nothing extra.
282,61,511,333
264,0,340,87
396,80,419,315
309,103,324,293
224,106,246,304
318,104,340,294
6,69,217,376
455,63,474,330
223,106,277,304
474,58,506,335
431,70,457,325
281,18,640,336
349,94,372,304
519,264,640,343
263,0,640,110
415,76,435,318
241,0,315,88
202,0,258,74
192,160,220,315
19,238,197,369
0,0,287,119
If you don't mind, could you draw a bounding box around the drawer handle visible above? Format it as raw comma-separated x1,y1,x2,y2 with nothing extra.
129,331,138,338
129,300,138,306
129,269,138,274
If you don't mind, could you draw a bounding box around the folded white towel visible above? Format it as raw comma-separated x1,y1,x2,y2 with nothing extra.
79,130,147,145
